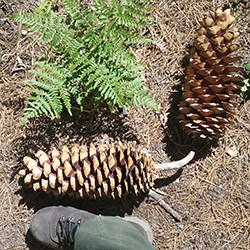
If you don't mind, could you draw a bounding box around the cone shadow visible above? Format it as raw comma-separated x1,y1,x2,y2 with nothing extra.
16,182,147,217
162,74,218,161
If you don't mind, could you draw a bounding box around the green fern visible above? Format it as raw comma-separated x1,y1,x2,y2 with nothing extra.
22,61,73,123
240,63,250,100
13,0,158,122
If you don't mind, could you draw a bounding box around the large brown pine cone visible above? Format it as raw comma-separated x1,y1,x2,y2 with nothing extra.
179,8,242,139
18,143,157,199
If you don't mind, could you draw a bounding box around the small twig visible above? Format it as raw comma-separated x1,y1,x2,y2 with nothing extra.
148,188,166,205
155,151,195,171
1,52,15,61
12,56,27,73
148,189,182,221
151,187,167,196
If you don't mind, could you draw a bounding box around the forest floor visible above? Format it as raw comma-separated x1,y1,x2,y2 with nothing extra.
0,0,249,249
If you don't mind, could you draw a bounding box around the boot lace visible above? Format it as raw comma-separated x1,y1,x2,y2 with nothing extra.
56,217,81,246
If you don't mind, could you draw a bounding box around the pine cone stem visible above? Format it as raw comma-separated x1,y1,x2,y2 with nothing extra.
155,151,195,171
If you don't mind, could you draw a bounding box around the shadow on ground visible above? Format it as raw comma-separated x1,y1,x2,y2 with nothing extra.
16,175,147,216
11,106,139,163
162,69,218,161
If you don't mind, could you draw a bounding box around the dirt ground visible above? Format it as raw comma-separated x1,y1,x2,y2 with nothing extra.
0,0,249,249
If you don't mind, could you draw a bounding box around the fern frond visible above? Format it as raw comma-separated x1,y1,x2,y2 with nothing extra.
22,92,61,123
62,0,83,23
58,85,72,115
23,61,73,121
28,87,63,117
38,0,58,14
133,90,159,110
13,11,82,57
15,0,157,122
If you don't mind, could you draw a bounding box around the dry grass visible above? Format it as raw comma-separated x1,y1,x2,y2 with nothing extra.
0,0,250,249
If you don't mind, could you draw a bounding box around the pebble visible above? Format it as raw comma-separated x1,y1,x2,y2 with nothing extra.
21,30,28,36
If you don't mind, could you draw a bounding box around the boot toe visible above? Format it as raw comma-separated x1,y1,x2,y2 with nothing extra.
29,206,95,249
29,206,60,249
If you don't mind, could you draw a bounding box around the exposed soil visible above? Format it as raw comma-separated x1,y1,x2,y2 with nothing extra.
0,0,249,249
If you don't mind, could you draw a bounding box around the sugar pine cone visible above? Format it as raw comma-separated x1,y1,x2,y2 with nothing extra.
179,8,242,139
18,143,157,199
